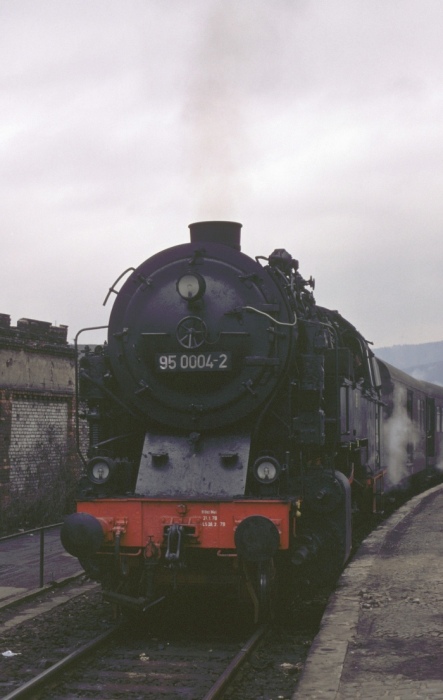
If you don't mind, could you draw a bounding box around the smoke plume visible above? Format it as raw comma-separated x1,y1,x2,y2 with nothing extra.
383,384,420,488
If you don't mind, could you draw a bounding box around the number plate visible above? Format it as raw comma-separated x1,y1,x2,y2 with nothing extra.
156,352,231,372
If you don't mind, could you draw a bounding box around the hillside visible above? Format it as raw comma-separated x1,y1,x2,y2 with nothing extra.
374,341,443,386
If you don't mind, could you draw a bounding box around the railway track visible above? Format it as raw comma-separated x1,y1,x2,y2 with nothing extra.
0,578,321,699
0,531,325,699
3,621,267,699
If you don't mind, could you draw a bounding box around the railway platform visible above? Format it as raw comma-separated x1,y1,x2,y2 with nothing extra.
294,482,443,699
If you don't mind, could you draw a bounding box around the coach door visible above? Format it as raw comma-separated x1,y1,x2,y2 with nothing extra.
426,397,436,463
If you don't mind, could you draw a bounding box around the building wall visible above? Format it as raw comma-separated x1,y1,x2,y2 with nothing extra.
0,316,81,525
9,396,69,489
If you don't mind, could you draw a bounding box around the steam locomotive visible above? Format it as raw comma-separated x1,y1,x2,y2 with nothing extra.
61,221,443,621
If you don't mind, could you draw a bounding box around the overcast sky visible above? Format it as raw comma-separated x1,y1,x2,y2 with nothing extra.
2,0,443,348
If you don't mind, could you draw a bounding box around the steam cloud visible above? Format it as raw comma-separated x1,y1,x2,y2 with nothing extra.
184,1,250,218
383,384,420,488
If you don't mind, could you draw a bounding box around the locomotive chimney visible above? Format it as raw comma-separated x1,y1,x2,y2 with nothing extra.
189,221,242,250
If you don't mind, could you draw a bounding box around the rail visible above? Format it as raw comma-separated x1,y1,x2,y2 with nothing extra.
2,623,267,700
0,522,63,589
202,625,267,699
1,626,119,700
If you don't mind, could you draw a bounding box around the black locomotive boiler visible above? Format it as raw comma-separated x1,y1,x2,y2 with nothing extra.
61,221,443,621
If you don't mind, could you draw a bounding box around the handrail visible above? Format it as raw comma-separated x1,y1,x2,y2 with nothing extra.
0,522,62,543
0,522,64,588
74,325,109,466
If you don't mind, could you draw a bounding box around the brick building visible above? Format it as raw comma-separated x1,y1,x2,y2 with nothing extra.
0,314,81,531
